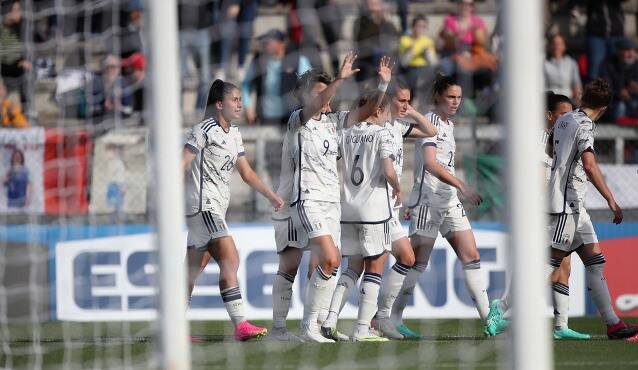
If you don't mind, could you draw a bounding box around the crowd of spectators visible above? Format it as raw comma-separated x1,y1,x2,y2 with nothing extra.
1,0,638,128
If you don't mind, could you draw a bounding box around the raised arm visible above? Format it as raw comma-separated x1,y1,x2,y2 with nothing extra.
300,51,360,123
582,150,622,224
235,156,284,210
405,104,437,138
345,56,394,127
422,144,481,206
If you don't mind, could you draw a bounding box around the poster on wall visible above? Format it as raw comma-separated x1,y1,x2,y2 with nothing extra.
0,128,45,214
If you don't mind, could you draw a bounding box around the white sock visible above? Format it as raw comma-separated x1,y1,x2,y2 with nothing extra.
220,286,245,326
272,271,295,330
303,266,335,329
377,262,410,319
323,268,360,327
318,268,339,324
584,254,619,326
391,262,427,325
552,282,569,330
462,260,489,321
356,273,382,336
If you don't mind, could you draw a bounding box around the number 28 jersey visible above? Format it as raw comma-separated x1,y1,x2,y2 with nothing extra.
340,122,394,223
184,117,245,216
287,109,348,205
408,112,459,209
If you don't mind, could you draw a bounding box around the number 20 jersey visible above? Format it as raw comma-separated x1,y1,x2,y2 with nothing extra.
287,109,348,205
184,117,245,216
407,112,459,209
340,122,394,223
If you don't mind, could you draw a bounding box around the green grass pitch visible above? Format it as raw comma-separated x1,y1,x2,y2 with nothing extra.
2,318,637,369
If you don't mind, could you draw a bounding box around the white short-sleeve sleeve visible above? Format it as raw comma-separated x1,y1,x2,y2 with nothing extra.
378,128,394,159
576,122,594,155
185,126,206,153
234,128,246,157
287,109,302,131
396,119,414,137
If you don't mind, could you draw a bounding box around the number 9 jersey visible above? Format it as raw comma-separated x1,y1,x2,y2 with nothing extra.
184,117,245,216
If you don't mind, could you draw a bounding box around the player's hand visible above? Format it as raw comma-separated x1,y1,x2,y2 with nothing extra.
270,195,285,211
609,200,623,224
403,208,411,221
459,183,482,207
404,103,418,118
377,56,394,84
392,189,402,207
338,51,360,80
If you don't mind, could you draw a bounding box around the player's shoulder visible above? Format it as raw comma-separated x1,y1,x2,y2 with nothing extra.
196,116,220,133
426,111,443,127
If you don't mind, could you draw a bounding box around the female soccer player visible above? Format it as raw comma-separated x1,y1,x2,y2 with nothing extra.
393,75,487,337
322,78,439,340
182,79,284,341
287,53,392,342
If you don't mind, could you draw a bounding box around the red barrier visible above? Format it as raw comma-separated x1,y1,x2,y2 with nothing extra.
600,237,638,317
43,129,91,214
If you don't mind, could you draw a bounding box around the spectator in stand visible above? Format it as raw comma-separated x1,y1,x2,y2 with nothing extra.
122,52,146,113
453,28,498,98
89,55,132,119
218,0,258,81
0,0,31,107
544,34,582,104
4,148,30,209
353,0,399,84
439,0,486,56
600,38,638,122
399,14,437,108
178,0,216,112
107,0,145,59
0,79,28,128
241,29,311,126
584,0,626,80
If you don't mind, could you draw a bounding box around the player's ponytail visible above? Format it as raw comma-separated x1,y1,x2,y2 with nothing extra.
205,79,238,113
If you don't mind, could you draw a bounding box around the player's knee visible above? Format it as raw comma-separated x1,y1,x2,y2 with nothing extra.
324,253,341,271
398,252,415,267
583,253,606,272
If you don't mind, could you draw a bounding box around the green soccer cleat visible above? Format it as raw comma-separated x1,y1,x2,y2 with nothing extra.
486,300,504,327
485,318,509,337
553,327,591,340
396,324,422,339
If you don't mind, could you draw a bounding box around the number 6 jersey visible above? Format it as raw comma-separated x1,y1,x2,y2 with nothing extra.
340,122,394,223
408,112,459,209
184,117,245,216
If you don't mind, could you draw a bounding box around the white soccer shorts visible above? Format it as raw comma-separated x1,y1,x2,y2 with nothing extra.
293,199,341,248
549,210,598,252
341,222,391,258
272,216,308,253
408,203,471,239
389,207,408,242
186,211,230,251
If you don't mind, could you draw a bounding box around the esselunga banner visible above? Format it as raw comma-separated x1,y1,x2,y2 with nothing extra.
54,225,588,321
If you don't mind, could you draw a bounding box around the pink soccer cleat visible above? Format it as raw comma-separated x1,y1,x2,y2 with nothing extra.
627,333,638,343
234,321,268,342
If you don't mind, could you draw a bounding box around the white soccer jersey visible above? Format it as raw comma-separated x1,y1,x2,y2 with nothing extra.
287,109,348,204
384,119,414,179
272,134,295,219
407,112,459,209
540,128,553,182
340,122,394,223
548,109,594,214
184,117,245,216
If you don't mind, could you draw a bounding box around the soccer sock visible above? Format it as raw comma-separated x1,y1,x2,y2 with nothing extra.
323,268,360,328
303,266,334,329
552,282,570,330
356,272,382,336
583,254,619,326
462,260,490,321
391,262,427,325
221,286,246,326
318,268,339,324
272,271,295,330
377,262,410,319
